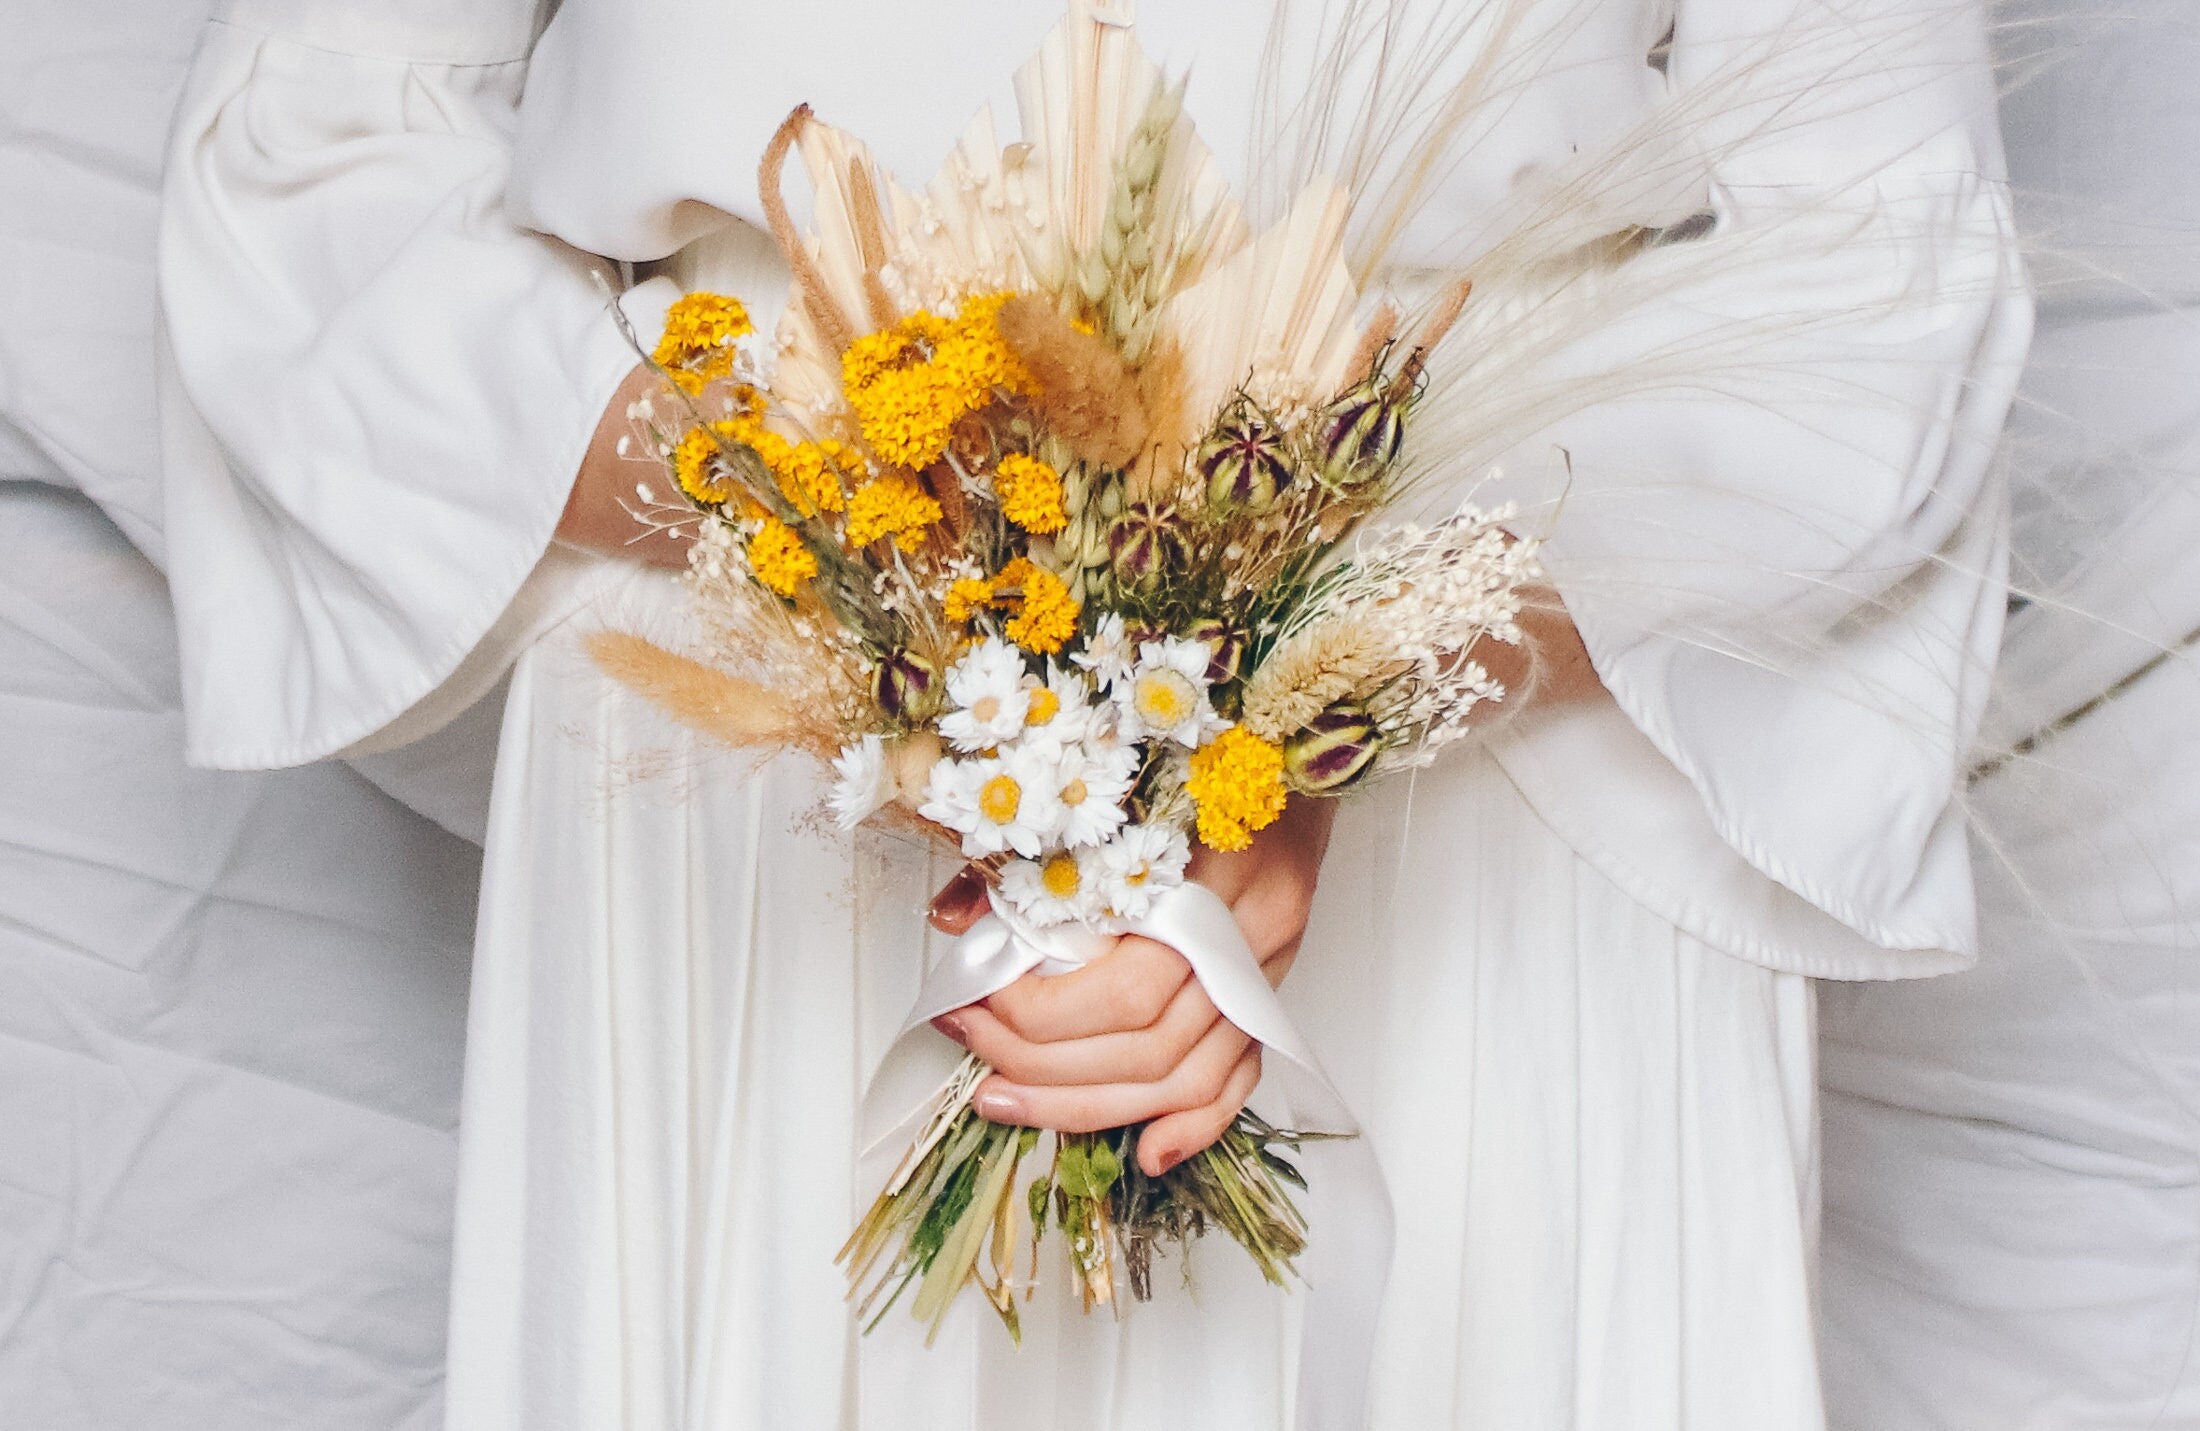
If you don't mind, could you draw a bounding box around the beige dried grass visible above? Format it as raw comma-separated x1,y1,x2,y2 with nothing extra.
997,294,1150,472
585,630,817,755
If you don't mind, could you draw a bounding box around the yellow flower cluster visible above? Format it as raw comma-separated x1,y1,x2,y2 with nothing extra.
840,293,1030,469
1186,726,1289,852
993,453,1068,534
943,576,996,624
747,517,817,596
748,428,857,516
940,558,1080,653
673,423,746,506
998,558,1079,655
654,292,753,394
845,474,943,551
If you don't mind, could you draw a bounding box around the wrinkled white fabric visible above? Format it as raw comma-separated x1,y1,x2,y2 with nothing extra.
156,0,2023,981
145,0,2027,1427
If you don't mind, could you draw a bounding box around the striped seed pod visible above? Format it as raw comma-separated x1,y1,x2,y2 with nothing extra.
873,648,939,722
1196,404,1294,514
1106,502,1187,589
1282,702,1383,792
1315,378,1407,489
1187,618,1248,686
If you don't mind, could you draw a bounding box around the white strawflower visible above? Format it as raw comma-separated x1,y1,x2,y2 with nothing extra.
917,746,1064,858
1070,613,1137,688
827,734,894,830
939,638,1031,752
998,847,1103,927
1094,823,1191,920
1046,738,1138,848
1015,665,1100,754
1113,637,1227,748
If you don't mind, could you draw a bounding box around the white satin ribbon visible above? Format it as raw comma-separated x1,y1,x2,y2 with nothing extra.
861,880,1395,1430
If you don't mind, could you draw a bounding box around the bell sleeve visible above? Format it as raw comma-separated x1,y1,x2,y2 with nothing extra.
1488,0,2033,975
157,0,677,769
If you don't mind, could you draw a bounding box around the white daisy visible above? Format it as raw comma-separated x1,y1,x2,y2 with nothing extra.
1046,738,1139,848
1093,823,1191,920
916,746,1064,858
827,734,894,830
997,847,1103,927
1112,637,1228,747
1015,665,1100,753
938,638,1031,752
1069,612,1137,688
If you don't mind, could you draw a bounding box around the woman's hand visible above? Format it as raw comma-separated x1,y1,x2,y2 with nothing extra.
555,363,689,567
926,795,1338,1176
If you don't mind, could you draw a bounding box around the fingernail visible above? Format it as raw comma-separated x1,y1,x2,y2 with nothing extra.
1154,1147,1183,1174
974,1088,1026,1124
933,1012,969,1044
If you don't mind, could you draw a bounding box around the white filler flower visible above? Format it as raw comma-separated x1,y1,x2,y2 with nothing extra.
827,735,894,830
918,746,1064,858
939,638,1031,751
1113,637,1227,747
1094,822,1191,920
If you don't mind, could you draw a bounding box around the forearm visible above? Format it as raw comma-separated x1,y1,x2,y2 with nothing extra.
556,362,689,567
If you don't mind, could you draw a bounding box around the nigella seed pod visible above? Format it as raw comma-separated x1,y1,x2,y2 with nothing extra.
1107,503,1186,589
1187,619,1248,686
1196,406,1294,514
1316,378,1407,488
1282,703,1383,793
873,649,938,722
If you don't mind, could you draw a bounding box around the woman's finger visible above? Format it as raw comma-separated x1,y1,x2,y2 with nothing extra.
983,934,1191,1042
1134,1047,1263,1177
972,1018,1250,1133
935,978,1224,1086
925,864,991,936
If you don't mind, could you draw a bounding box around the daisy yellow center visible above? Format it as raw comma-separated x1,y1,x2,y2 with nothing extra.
1123,862,1151,888
1041,853,1083,899
1026,687,1062,726
972,695,1004,724
1133,669,1198,730
1060,778,1089,807
979,774,1022,825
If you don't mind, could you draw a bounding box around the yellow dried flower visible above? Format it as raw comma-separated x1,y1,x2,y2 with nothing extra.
672,423,746,506
840,293,1031,469
1000,560,1079,655
944,576,995,623
654,292,753,394
993,453,1068,534
747,427,857,516
1186,726,1289,852
845,474,943,551
747,517,817,596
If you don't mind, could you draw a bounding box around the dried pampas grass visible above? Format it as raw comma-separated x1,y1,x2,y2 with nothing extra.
585,630,818,755
996,294,1150,470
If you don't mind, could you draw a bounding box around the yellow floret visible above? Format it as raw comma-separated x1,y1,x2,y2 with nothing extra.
944,576,995,624
840,294,1030,470
653,292,753,394
746,517,817,596
672,423,746,506
1186,726,1289,852
845,475,943,551
993,453,1068,534
1001,561,1079,655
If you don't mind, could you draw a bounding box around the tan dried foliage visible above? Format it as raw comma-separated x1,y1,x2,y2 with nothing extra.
1239,621,1394,741
585,630,819,755
997,294,1149,471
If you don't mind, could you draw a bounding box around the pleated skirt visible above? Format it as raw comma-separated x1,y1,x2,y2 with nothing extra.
442,599,1826,1431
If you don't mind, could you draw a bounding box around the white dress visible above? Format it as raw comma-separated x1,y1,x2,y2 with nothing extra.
155,1,2027,1427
